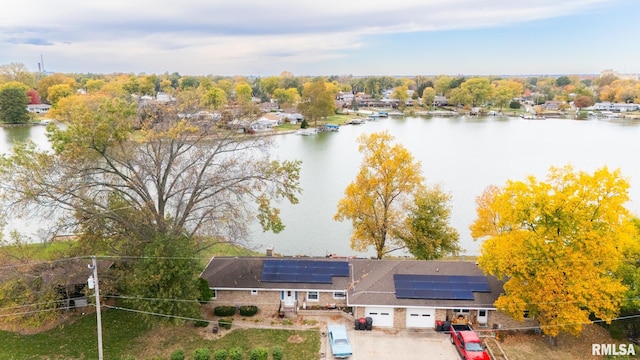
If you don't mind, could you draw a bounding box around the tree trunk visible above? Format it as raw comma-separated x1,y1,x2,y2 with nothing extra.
548,336,557,347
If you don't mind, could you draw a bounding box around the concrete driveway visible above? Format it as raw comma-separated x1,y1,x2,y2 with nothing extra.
326,327,459,360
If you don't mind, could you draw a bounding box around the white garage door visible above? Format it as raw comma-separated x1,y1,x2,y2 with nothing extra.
364,307,394,327
405,308,436,328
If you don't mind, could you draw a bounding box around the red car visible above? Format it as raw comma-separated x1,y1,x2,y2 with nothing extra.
451,329,491,360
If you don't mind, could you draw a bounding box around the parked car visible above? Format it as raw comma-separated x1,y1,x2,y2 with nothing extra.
450,326,490,360
327,324,352,358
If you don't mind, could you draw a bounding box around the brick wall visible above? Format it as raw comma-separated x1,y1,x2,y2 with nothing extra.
393,307,406,329
212,289,347,312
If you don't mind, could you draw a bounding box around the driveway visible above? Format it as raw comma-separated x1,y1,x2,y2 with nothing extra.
326,327,459,360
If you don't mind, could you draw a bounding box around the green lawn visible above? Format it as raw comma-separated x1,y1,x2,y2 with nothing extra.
0,309,320,359
0,309,150,359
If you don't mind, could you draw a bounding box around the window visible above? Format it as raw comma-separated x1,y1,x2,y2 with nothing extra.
251,289,258,295
307,291,319,301
333,291,346,300
211,289,217,300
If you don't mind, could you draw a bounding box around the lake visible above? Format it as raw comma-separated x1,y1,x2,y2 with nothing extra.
2,116,640,258
249,115,640,258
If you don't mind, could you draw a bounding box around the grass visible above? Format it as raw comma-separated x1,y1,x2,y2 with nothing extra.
0,309,320,359
0,309,150,360
125,325,320,360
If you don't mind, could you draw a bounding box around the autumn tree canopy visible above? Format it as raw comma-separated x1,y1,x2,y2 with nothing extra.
297,77,336,127
0,94,302,321
335,131,459,259
470,165,635,340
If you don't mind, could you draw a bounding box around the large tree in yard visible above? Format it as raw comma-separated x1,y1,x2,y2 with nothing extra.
0,81,30,123
297,77,336,127
470,165,635,345
0,93,301,322
335,131,459,259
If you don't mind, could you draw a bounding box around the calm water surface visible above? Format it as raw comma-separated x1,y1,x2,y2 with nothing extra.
3,117,640,258
251,116,640,257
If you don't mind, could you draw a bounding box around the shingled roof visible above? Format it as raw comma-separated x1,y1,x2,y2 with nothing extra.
347,259,503,309
200,257,352,291
200,257,504,308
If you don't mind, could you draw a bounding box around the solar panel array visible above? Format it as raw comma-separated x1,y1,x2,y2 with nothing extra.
394,274,491,300
261,259,350,283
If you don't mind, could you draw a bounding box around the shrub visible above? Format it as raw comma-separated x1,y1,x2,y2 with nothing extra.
239,305,258,317
219,318,233,330
193,347,211,360
509,101,521,109
213,349,228,360
170,349,185,360
214,306,236,317
228,347,243,360
194,319,209,327
249,347,268,360
197,278,214,304
272,346,283,360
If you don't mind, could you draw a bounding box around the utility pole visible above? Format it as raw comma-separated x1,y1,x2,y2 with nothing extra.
88,256,104,360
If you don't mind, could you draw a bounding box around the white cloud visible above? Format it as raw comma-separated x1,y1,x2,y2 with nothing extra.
0,0,615,74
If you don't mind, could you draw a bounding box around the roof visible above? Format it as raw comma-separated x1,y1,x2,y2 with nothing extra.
200,257,352,291
348,259,502,309
200,257,503,308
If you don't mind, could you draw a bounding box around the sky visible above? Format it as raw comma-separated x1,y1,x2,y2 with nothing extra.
1,0,639,77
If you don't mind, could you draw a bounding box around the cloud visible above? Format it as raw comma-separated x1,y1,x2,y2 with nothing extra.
0,0,616,74
6,38,53,46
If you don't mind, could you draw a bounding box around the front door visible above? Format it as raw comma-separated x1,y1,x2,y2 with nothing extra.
282,290,297,307
476,309,488,325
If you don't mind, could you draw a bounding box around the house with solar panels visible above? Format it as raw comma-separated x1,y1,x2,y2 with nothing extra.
200,257,352,317
200,256,527,330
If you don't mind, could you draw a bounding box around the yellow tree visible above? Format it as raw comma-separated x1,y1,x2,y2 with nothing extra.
47,83,73,108
335,131,425,259
470,165,634,344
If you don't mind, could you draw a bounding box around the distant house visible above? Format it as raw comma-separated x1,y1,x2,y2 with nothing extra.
156,92,175,103
593,102,640,112
433,96,449,106
201,256,531,331
26,104,51,114
250,118,278,131
543,101,564,111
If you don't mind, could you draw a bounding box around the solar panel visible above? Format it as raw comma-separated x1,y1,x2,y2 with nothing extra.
393,274,491,300
261,259,350,283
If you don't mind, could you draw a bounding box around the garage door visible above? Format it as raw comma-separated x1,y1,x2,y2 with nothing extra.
364,307,394,327
405,308,436,328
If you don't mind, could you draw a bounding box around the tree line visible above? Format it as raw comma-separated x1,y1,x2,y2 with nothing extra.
2,62,640,123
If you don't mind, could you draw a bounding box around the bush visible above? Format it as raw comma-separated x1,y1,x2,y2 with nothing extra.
197,278,214,304
228,347,243,360
271,346,283,360
300,119,309,129
214,306,236,317
219,318,233,330
170,349,185,360
193,347,211,360
509,101,521,109
213,349,228,360
194,319,209,327
250,347,268,360
239,305,258,317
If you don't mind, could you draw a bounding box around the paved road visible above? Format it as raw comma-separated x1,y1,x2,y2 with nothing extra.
326,327,459,360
